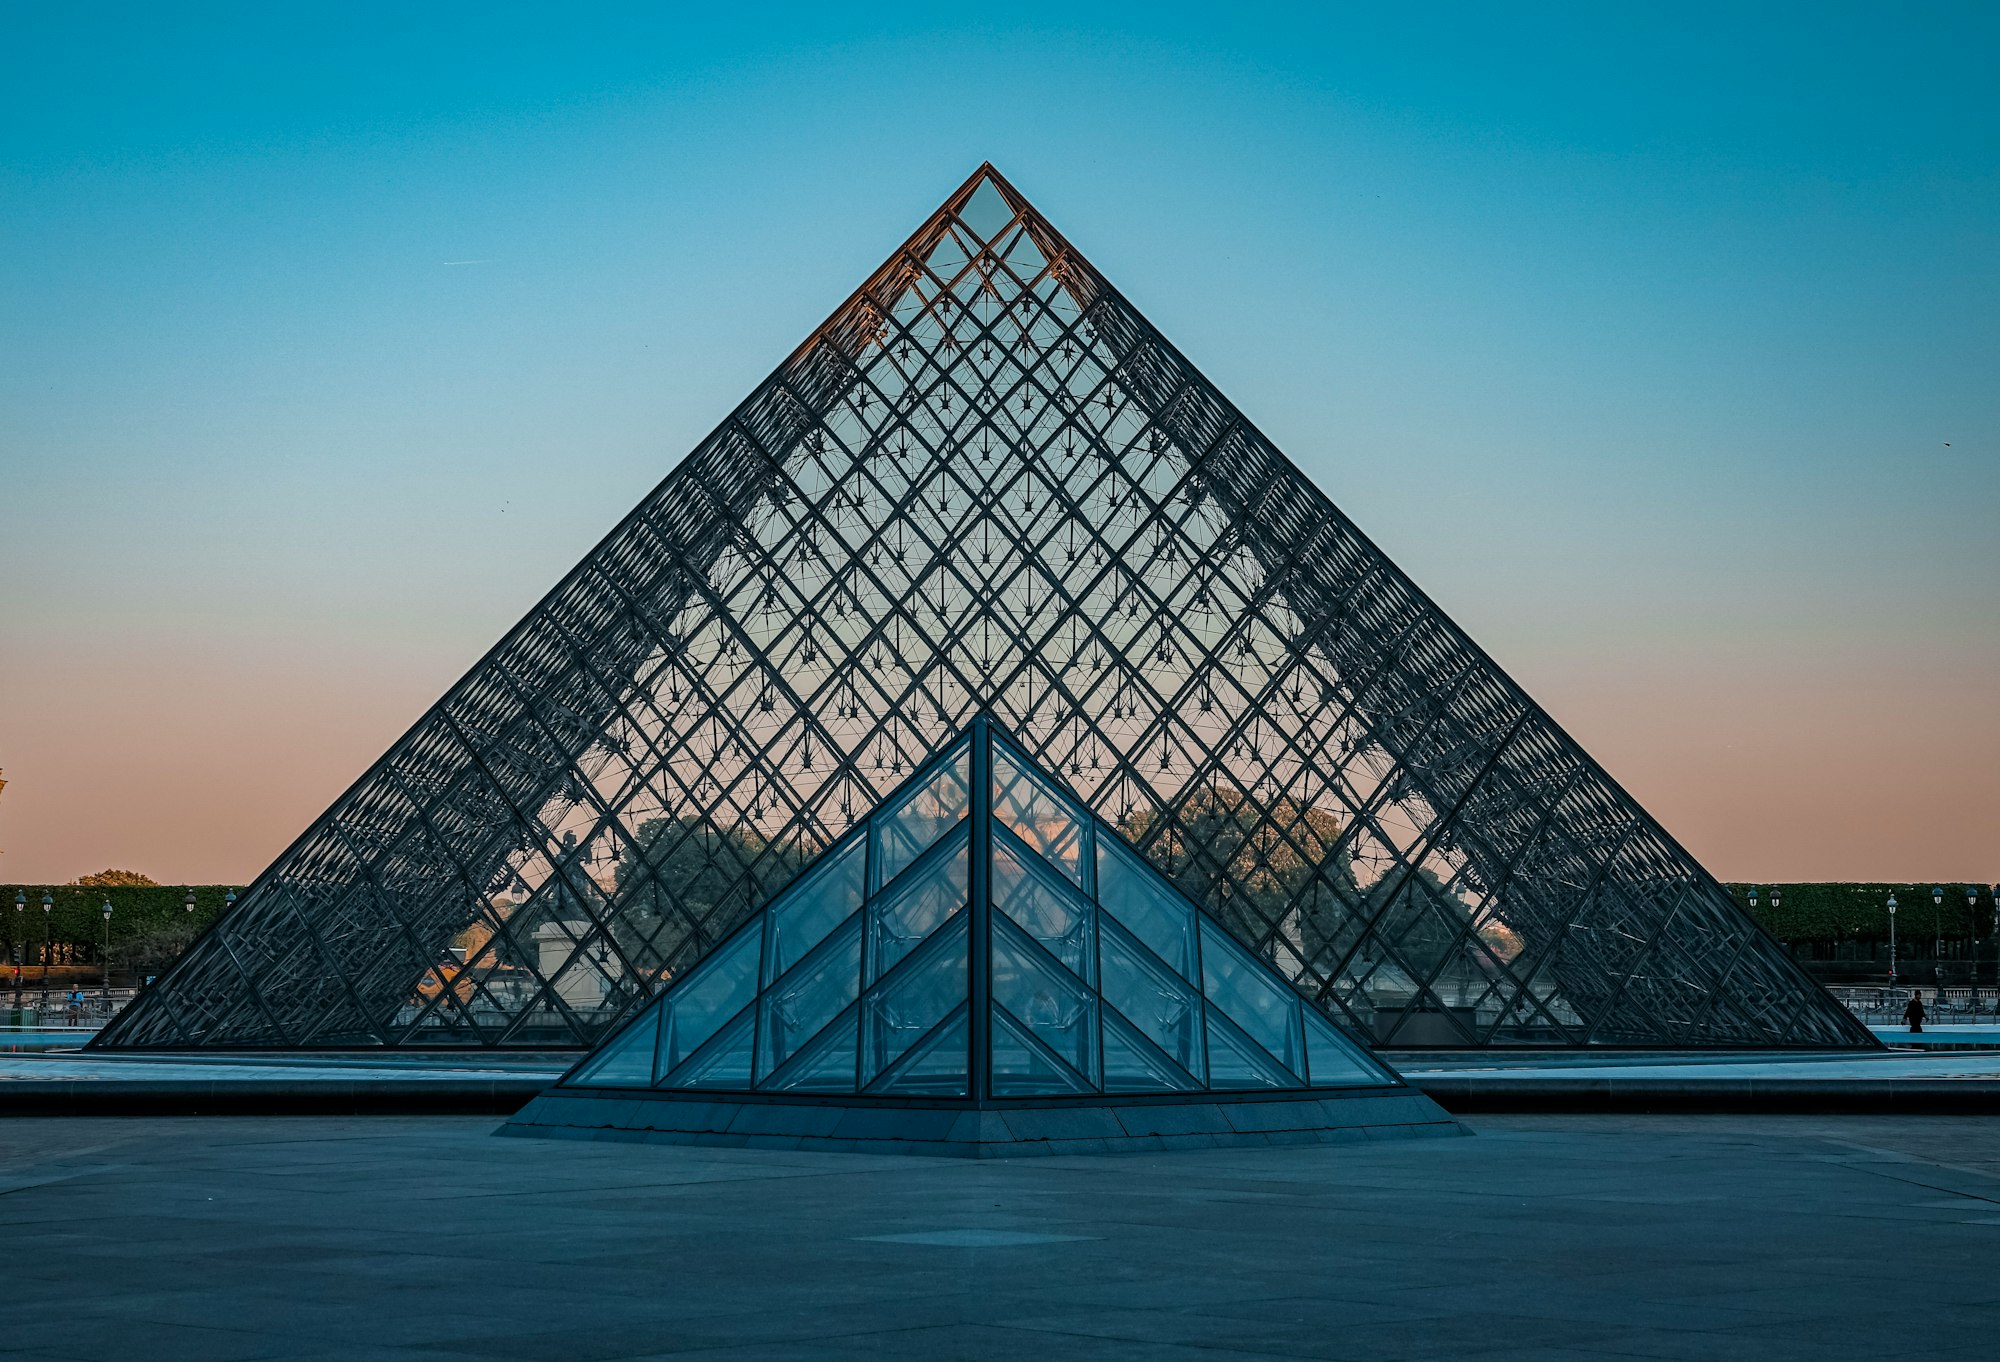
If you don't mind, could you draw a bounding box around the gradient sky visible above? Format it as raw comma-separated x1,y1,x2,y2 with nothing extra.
1,2,1994,885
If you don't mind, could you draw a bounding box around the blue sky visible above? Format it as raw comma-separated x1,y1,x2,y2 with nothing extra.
1,1,1994,882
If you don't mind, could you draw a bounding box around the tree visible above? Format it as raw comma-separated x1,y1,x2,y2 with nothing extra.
113,925,201,978
1119,787,1490,994
609,818,805,976
72,869,157,887
1359,866,1478,986
489,833,610,974
1123,787,1357,954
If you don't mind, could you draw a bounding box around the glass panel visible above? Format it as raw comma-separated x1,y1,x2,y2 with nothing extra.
1304,1004,1391,1088
992,838,1093,982
763,840,864,986
1203,1006,1298,1090
1099,918,1204,1078
661,1005,754,1089
869,1005,969,1096
871,743,972,888
991,918,1099,1084
989,1007,1093,1096
992,747,1089,888
1101,1010,1202,1093
1097,837,1196,979
1200,919,1304,1076
957,175,1015,243
761,1009,859,1093
867,829,968,983
757,915,861,1080
565,1008,657,1088
657,928,759,1074
860,917,968,1086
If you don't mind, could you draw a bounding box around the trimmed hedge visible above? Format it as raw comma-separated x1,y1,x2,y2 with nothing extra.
3,881,1990,961
0,884,241,961
1725,882,1998,944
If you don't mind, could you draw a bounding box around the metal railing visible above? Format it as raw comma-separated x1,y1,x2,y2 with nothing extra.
2,987,138,1028
1831,985,2000,1026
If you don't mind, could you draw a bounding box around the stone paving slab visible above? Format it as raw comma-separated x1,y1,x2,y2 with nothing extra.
0,1112,1995,1359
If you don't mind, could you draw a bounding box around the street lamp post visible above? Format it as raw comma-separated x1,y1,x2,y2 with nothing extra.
10,889,21,994
1933,885,1945,989
1969,885,1983,1014
1887,892,1899,991
1990,883,2000,1011
100,901,112,993
40,892,52,990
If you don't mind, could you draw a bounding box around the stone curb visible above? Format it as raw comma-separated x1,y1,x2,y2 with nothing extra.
1413,1075,2000,1114
0,1077,548,1116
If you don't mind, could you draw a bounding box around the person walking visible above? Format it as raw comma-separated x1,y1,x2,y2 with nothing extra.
1903,991,1927,1034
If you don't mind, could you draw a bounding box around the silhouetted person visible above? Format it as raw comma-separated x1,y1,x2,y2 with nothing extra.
1904,992,1926,1033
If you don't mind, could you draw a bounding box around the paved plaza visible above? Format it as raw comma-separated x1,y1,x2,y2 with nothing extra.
0,1113,1994,1360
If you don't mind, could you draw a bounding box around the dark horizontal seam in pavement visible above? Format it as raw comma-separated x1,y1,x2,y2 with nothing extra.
1834,1165,2000,1205
417,1168,878,1202
835,1320,1308,1361
1819,1136,2000,1181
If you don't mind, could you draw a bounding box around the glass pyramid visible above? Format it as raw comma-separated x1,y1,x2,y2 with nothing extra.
98,164,1871,1053
561,718,1397,1100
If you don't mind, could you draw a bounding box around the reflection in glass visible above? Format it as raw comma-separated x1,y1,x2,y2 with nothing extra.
992,747,1089,887
873,743,972,888
990,1008,1093,1096
992,838,1093,982
992,918,1098,1084
1204,1008,1297,1089
1200,919,1304,1076
662,1006,754,1089
658,928,759,1075
762,1011,859,1092
1303,1004,1385,1087
566,1009,657,1087
757,916,860,1080
1099,918,1203,1077
860,917,968,1085
764,840,863,986
869,1005,969,1096
1102,1011,1202,1092
1097,838,1197,978
867,831,967,982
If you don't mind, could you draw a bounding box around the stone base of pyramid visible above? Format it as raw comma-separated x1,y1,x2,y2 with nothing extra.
500,1086,1463,1158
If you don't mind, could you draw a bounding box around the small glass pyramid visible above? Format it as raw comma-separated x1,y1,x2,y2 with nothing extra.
559,717,1398,1102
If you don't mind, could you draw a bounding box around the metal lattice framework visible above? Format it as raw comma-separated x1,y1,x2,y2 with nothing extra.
97,166,1872,1051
